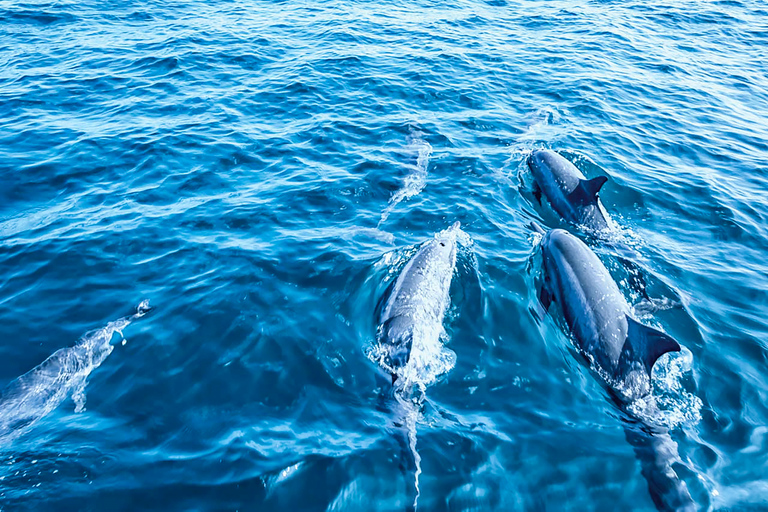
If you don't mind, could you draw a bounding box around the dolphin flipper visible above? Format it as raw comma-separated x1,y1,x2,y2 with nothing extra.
567,176,608,206
621,317,681,376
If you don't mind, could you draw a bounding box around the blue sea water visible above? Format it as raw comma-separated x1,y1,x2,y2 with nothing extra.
1,0,768,510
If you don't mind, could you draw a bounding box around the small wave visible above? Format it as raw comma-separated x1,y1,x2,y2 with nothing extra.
0,300,151,444
509,106,569,158
378,132,432,227
627,347,702,429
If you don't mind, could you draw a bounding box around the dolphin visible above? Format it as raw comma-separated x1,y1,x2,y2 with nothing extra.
531,224,695,511
528,149,611,232
377,221,460,385
374,222,460,511
0,300,152,442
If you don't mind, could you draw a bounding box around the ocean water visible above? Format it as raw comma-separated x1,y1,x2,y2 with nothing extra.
1,0,767,510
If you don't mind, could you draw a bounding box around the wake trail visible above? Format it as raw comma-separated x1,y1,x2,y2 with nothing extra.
378,135,432,227
0,300,151,444
393,393,423,512
405,398,421,511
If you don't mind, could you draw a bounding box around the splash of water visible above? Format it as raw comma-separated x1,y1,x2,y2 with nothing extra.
0,300,151,444
394,394,423,512
633,348,703,429
378,133,432,227
507,106,569,161
407,410,421,511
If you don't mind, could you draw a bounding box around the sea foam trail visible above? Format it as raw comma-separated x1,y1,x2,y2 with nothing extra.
378,134,432,227
0,300,151,443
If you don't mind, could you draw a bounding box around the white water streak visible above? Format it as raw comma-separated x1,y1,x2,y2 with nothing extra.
378,135,432,227
0,300,150,444
405,401,422,511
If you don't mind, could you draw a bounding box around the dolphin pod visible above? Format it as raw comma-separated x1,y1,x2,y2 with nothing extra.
0,149,696,509
373,149,697,511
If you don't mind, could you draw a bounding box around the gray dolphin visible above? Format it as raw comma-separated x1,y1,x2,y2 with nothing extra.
532,224,695,511
375,222,460,512
377,221,460,385
528,149,611,232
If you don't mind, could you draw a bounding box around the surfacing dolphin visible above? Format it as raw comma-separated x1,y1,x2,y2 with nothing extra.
376,221,460,388
531,223,695,511
374,221,460,512
528,149,611,232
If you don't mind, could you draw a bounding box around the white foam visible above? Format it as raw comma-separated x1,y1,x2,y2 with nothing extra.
627,348,702,429
378,133,432,226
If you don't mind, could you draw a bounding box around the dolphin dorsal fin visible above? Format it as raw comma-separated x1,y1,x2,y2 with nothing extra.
620,316,681,376
567,176,608,206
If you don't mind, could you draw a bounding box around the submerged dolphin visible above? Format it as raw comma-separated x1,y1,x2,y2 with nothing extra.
528,149,611,232
532,224,695,511
0,300,152,442
377,221,460,385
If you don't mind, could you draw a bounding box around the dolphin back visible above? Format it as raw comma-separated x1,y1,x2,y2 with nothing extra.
376,224,459,380
527,149,611,231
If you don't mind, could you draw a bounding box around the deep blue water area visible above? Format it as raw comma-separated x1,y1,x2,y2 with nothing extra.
1,0,767,510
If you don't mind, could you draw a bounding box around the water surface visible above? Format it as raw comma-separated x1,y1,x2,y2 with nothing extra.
1,0,767,510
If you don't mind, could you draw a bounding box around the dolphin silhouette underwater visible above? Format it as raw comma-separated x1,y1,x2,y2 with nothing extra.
531,223,695,511
0,300,152,442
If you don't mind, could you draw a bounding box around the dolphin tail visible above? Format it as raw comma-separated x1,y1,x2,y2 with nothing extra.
620,317,681,376
624,423,696,512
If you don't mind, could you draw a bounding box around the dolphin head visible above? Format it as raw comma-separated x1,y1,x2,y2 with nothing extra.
540,228,579,271
428,221,460,269
527,149,559,182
